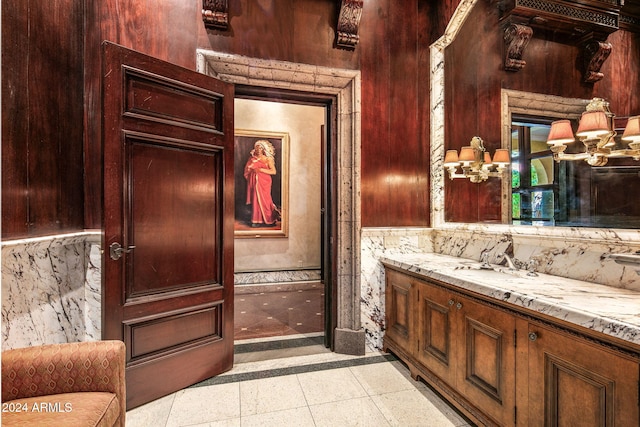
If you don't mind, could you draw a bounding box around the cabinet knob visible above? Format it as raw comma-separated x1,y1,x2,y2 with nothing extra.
456,302,463,310
528,332,538,342
448,299,454,306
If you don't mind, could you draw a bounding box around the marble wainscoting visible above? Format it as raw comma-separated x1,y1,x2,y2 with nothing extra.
433,225,640,291
360,228,435,349
1,232,102,350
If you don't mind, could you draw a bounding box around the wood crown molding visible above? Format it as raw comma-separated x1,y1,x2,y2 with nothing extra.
202,0,229,30
336,0,363,49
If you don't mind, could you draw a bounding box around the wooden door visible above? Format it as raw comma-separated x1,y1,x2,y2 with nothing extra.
416,281,457,387
384,269,415,354
527,324,639,426
455,296,516,426
102,42,235,409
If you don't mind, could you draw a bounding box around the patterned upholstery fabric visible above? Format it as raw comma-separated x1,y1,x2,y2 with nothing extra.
2,340,126,427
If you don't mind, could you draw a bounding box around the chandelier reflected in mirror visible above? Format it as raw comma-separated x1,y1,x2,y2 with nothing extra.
443,136,510,183
546,98,640,166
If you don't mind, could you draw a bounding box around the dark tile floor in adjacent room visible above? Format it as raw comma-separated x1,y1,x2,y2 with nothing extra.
234,286,325,341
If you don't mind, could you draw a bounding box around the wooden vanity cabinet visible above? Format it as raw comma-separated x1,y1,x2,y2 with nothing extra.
415,275,517,426
383,265,640,427
385,267,516,425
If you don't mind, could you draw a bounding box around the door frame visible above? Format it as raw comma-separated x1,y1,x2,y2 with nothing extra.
197,50,365,354
234,86,338,349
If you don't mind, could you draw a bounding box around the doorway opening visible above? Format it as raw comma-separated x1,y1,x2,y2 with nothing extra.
197,50,364,356
233,95,329,351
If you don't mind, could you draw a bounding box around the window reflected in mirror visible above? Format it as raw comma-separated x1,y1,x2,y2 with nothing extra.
510,115,640,228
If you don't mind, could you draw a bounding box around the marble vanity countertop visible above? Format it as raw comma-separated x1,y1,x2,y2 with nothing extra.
381,253,640,347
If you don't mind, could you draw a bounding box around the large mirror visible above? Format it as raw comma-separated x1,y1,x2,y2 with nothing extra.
501,90,640,229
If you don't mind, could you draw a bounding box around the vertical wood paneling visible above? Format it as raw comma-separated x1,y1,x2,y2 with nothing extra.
2,0,84,238
360,0,391,226
2,0,29,236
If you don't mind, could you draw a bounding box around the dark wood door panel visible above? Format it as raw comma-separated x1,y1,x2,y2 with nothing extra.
102,42,234,409
125,303,222,360
123,66,224,133
127,136,220,296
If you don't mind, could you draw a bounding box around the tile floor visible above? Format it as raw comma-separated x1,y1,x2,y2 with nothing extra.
126,336,474,427
234,286,324,340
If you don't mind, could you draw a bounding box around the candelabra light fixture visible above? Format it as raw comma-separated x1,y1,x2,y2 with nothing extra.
444,136,510,183
547,98,640,166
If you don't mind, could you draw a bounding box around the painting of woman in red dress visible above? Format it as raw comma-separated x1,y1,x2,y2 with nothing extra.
243,139,281,227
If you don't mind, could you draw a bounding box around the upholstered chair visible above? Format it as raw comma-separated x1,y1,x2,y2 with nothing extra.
1,340,126,426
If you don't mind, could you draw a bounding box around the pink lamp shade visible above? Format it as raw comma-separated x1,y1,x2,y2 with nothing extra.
492,149,510,165
622,116,640,143
458,146,475,163
576,111,610,139
443,150,460,166
483,151,493,165
547,120,575,145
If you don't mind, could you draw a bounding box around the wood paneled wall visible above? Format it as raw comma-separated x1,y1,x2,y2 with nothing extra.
4,0,636,237
444,0,640,223
2,0,85,238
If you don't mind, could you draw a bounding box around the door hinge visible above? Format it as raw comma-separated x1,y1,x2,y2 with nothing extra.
514,329,517,348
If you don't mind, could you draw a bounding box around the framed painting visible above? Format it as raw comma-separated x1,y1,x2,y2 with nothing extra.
234,129,289,238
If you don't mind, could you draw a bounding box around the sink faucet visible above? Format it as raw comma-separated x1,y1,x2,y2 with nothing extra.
497,253,517,271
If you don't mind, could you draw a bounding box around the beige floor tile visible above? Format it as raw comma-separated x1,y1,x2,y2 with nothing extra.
125,393,174,427
297,367,368,405
205,418,242,427
309,396,391,427
240,374,308,416
372,389,459,427
165,383,240,427
240,407,316,427
349,362,417,396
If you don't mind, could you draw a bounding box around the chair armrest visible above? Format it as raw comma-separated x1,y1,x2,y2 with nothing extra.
2,340,125,412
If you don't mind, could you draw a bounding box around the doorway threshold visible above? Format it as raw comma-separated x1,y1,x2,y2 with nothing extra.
234,333,327,364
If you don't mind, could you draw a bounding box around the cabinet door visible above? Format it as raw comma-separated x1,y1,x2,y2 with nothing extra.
416,282,457,386
528,324,640,427
455,296,517,427
384,269,415,353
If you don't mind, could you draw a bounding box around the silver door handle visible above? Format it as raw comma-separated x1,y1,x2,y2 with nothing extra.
109,242,135,260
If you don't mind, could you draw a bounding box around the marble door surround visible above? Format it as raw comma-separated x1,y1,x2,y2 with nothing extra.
196,50,364,355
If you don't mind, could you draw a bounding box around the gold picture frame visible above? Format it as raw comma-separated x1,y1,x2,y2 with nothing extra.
234,129,289,238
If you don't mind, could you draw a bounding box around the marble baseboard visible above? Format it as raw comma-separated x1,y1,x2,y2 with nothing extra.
1,232,101,350
234,269,322,285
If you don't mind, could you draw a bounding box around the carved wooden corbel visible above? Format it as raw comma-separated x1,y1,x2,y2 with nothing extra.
581,39,612,83
503,23,533,72
202,0,229,30
336,0,363,49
